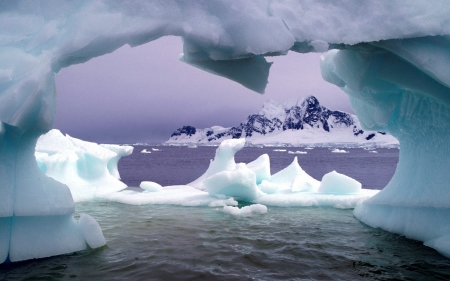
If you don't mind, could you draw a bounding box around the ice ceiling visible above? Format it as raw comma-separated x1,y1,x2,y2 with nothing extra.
2,0,450,262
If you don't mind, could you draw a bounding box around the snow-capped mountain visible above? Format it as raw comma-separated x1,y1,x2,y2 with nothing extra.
165,96,398,147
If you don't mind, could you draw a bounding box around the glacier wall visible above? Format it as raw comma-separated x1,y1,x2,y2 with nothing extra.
2,0,450,262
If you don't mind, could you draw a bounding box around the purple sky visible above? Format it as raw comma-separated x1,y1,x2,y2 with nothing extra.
54,36,352,144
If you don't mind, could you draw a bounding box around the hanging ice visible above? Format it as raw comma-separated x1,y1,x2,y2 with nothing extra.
2,0,450,262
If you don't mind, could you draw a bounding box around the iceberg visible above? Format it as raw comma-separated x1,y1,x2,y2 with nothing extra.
222,204,268,216
35,129,133,202
2,0,450,262
318,171,362,194
140,181,163,192
246,154,271,184
331,149,348,153
321,38,450,257
268,157,320,192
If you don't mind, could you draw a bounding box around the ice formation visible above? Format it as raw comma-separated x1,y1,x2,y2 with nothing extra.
112,138,375,209
2,0,450,262
35,129,133,202
331,149,348,153
318,171,362,194
222,204,268,216
140,181,163,192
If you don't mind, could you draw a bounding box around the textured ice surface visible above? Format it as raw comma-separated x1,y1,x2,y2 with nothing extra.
9,215,87,262
110,139,373,209
103,185,239,207
36,130,133,202
321,38,450,257
268,157,320,192
189,138,245,190
222,204,268,216
246,154,271,184
78,214,107,249
318,171,362,194
204,163,263,202
2,0,450,263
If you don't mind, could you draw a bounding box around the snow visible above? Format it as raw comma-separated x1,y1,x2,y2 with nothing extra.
165,97,399,147
222,204,268,216
2,0,450,262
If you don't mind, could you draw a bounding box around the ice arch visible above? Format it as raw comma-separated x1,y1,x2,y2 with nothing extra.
1,0,450,262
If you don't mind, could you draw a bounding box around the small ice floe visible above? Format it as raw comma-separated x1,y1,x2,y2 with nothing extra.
151,148,161,151
187,145,198,148
318,171,361,194
288,151,307,154
331,148,348,153
140,181,162,192
273,149,286,152
222,204,268,216
304,147,314,150
368,151,378,153
141,149,151,154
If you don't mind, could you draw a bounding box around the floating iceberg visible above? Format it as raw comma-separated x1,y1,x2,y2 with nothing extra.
318,171,362,194
246,154,271,184
331,149,348,153
141,149,151,154
2,0,450,263
35,130,133,202
204,163,263,201
288,151,307,154
222,204,268,216
140,181,163,192
114,139,375,209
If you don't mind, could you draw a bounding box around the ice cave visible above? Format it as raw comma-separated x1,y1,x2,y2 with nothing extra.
2,0,450,262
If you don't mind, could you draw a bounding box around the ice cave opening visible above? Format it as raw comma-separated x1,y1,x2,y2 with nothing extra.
2,0,450,263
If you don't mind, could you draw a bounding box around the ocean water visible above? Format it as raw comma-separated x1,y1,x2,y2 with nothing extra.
2,146,450,280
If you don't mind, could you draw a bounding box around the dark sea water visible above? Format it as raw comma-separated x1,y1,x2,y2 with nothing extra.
2,146,450,280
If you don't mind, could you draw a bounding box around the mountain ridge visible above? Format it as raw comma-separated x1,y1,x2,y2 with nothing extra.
165,96,398,147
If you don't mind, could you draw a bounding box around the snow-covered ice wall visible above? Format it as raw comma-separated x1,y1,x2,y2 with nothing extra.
1,0,450,262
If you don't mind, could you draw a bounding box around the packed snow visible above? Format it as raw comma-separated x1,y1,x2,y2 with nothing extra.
165,97,399,147
2,0,450,263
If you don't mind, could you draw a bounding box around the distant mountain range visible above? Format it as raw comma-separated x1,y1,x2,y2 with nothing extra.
165,96,398,147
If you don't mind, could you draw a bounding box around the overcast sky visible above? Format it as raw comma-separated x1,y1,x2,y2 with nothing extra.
54,36,352,144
